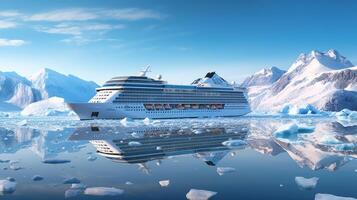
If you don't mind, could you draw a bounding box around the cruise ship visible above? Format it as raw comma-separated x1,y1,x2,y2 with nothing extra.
68,67,250,120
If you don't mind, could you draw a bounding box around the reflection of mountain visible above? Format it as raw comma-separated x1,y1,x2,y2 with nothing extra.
70,125,249,165
0,126,85,159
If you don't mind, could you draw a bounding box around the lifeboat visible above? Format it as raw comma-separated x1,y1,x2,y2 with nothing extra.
216,104,223,109
184,104,191,109
176,104,184,110
191,104,199,109
164,104,171,110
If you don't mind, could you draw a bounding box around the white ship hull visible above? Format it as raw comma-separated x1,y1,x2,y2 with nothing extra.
68,103,250,120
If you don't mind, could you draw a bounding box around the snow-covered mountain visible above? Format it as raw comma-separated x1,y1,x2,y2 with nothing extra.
0,68,98,111
241,66,286,87
243,49,357,112
30,68,98,103
192,72,231,87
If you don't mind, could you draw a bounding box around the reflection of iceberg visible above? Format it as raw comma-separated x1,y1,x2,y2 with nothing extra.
0,126,86,160
70,124,249,165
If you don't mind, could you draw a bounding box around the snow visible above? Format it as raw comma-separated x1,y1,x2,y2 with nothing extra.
222,139,247,148
159,180,170,187
84,187,124,196
295,176,319,189
128,141,142,147
21,97,72,117
186,189,217,200
192,72,231,88
0,179,16,193
216,167,236,175
244,49,357,112
63,177,81,184
315,193,357,200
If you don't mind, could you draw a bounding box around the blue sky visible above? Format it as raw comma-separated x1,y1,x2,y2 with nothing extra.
0,0,356,84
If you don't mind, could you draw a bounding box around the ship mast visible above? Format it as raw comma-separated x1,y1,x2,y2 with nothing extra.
139,65,151,77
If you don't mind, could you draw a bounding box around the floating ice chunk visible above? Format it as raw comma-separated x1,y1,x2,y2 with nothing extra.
0,179,16,193
336,109,357,121
315,193,357,200
65,189,82,199
32,175,44,181
222,140,247,148
279,184,284,187
216,167,236,176
9,164,22,171
120,117,133,126
42,159,71,164
17,119,28,126
84,187,124,196
128,141,142,147
280,104,321,115
71,184,86,189
273,123,314,142
143,117,151,125
295,176,319,189
63,177,81,184
334,143,355,151
186,189,217,200
6,177,15,182
159,180,170,187
319,135,341,145
125,181,133,185
156,146,162,150
87,155,97,161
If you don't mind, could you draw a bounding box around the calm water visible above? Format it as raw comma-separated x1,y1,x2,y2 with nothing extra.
0,116,356,200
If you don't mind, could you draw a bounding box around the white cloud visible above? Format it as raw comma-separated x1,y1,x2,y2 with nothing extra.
27,8,163,22
0,10,22,17
0,38,26,46
61,35,121,45
103,8,163,20
0,20,17,28
27,8,98,21
37,23,125,35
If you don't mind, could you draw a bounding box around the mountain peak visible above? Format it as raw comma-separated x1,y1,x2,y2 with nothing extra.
192,72,231,87
241,66,285,87
287,49,353,74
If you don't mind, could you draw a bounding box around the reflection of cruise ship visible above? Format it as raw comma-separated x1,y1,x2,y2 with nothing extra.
68,67,250,120
70,125,249,164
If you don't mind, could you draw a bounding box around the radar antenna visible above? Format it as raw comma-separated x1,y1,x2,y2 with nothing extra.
139,65,151,77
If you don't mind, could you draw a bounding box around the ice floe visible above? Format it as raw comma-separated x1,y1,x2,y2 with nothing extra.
216,167,236,176
273,123,314,142
0,179,16,193
315,193,357,200
32,175,44,181
17,119,28,126
280,104,322,115
335,109,357,121
6,177,15,182
295,176,319,189
63,177,81,184
42,159,71,164
125,181,133,185
143,117,151,125
65,189,82,199
159,180,170,187
186,189,217,200
84,187,124,196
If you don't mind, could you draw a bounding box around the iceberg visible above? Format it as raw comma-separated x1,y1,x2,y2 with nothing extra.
65,189,82,199
0,179,16,193
17,120,28,126
84,187,124,196
295,176,319,189
21,97,73,117
273,123,314,142
335,109,357,121
280,104,321,115
315,193,357,200
216,167,236,176
186,189,217,200
159,180,170,187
